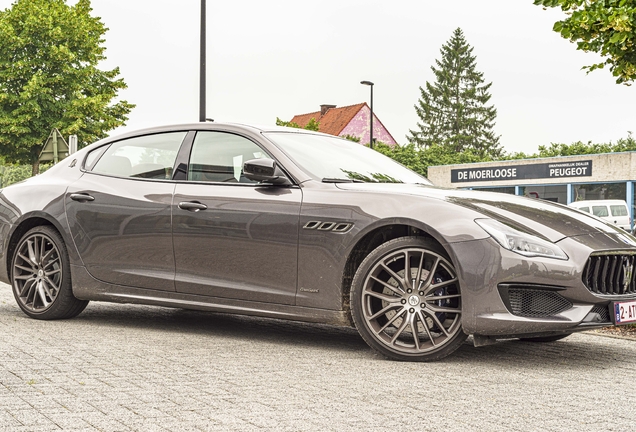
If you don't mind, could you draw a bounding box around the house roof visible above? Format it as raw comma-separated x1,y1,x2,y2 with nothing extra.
290,103,367,136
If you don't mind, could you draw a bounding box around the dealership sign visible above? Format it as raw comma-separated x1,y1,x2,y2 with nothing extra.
450,160,593,183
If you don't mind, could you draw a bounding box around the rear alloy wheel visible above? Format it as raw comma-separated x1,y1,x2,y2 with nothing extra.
351,237,467,361
11,226,88,320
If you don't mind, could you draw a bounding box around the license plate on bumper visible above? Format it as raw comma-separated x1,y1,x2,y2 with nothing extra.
613,301,636,324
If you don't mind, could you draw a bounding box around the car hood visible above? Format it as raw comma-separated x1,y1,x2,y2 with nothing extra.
335,183,629,243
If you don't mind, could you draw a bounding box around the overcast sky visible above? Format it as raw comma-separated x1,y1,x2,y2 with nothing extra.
2,0,635,154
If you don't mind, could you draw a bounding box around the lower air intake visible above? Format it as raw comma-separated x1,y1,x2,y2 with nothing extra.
589,304,611,323
508,288,573,318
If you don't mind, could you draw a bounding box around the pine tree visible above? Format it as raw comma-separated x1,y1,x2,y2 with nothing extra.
407,28,501,158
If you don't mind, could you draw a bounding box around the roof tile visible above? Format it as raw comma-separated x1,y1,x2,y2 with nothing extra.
290,103,367,136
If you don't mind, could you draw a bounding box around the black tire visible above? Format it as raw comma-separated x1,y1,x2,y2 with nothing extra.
519,333,572,343
350,236,467,361
11,225,88,320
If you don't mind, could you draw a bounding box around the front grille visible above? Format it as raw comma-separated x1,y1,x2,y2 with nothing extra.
508,288,573,318
582,254,636,296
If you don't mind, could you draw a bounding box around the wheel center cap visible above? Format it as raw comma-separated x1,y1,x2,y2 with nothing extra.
408,295,420,306
38,270,44,278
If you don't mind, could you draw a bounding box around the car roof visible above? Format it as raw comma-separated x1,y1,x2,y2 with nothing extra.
97,122,334,145
119,122,327,135
570,200,627,206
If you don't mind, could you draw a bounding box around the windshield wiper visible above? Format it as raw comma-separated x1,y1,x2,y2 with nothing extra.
322,178,365,183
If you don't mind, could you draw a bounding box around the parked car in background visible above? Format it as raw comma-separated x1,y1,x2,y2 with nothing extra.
2,123,636,362
568,200,632,233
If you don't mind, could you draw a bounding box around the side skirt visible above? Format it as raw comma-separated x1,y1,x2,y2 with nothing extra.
70,265,352,327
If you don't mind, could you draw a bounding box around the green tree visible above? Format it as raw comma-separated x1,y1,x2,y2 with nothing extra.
374,142,490,177
275,117,301,128
304,118,320,131
341,134,361,143
534,0,636,84
0,0,134,175
501,132,636,159
407,28,501,158
536,132,636,156
0,155,50,187
276,116,320,131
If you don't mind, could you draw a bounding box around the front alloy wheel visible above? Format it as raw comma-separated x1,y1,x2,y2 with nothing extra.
351,237,467,361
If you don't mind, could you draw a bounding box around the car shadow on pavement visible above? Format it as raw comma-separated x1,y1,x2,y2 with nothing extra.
448,334,634,370
3,299,633,365
74,302,371,352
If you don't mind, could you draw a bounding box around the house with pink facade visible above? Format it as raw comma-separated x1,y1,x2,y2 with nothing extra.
289,103,397,145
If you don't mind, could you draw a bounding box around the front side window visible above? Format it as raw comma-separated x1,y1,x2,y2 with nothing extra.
91,132,186,179
188,132,271,183
579,207,590,213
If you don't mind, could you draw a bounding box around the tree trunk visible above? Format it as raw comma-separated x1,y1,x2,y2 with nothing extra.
32,160,40,176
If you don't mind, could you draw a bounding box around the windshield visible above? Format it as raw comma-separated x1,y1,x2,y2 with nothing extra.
264,132,431,184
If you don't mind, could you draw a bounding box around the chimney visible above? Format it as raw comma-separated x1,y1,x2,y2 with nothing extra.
320,104,336,116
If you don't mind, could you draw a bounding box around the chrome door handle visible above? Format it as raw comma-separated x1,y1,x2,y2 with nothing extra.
70,193,95,202
178,201,207,211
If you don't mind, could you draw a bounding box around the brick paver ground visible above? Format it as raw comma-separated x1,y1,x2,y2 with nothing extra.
0,282,635,431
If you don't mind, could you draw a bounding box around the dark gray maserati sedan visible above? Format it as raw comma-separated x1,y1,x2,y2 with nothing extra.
2,123,636,361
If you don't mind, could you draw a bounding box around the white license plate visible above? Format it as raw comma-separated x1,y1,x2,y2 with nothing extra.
613,301,636,324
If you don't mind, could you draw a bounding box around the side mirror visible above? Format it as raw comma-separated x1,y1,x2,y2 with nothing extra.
243,158,291,185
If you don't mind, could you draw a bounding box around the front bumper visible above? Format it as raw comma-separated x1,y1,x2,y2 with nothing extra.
449,231,636,337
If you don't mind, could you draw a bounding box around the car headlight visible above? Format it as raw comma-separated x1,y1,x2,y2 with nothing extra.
475,218,568,260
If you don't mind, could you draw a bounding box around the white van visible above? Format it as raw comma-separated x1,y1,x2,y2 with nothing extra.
568,199,632,233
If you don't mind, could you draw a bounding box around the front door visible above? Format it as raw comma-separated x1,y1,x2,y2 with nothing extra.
172,131,301,304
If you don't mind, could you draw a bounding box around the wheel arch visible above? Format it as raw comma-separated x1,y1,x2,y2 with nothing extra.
6,212,72,280
341,219,457,317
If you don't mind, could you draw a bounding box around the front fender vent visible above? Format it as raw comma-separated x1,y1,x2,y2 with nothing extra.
303,221,353,233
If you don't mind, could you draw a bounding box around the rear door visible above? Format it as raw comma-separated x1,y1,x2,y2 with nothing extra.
66,131,188,291
172,130,301,304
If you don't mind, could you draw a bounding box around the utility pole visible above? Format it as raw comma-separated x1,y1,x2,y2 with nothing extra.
199,0,206,122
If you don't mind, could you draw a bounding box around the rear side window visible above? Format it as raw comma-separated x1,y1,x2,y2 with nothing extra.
91,132,186,179
579,207,590,213
611,205,628,217
592,206,609,217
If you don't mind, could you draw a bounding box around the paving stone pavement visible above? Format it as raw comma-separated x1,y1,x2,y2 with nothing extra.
0,282,635,431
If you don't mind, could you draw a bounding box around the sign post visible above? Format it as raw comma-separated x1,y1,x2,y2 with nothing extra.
38,128,70,164
69,135,78,155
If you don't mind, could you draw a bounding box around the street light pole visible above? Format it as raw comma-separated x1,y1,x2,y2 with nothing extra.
360,81,374,149
199,0,206,122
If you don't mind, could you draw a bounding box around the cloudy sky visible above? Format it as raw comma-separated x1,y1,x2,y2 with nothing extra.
2,0,635,154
